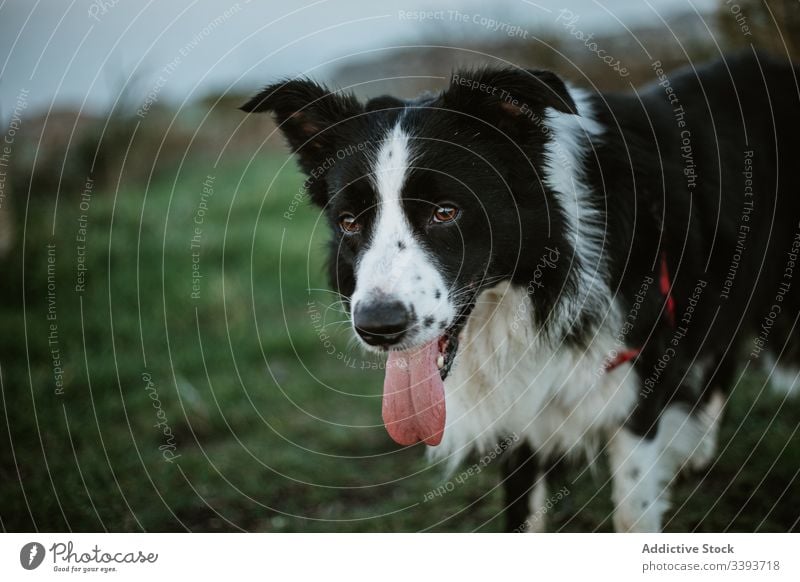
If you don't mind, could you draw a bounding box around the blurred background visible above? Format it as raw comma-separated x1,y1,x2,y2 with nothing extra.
1,0,798,532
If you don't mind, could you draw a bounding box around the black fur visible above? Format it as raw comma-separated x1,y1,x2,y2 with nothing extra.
586,52,800,437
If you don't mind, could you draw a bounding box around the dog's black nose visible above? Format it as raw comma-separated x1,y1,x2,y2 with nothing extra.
353,301,409,346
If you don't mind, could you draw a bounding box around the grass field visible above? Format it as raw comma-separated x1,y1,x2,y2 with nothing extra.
1,154,798,532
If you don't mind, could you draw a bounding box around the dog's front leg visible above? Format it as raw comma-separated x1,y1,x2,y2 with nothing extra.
501,441,546,532
608,427,669,532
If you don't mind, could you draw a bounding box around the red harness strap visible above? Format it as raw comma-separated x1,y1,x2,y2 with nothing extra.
605,253,676,373
604,348,641,372
659,251,677,327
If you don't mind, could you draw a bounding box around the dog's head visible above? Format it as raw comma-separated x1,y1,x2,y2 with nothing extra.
242,68,578,446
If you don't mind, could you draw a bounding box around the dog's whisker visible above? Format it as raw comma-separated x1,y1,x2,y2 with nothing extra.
319,320,353,331
306,287,347,298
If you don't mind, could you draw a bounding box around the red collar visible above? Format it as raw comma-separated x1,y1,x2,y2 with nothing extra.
605,252,675,372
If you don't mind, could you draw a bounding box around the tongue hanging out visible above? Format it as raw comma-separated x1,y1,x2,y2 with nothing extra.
382,339,446,446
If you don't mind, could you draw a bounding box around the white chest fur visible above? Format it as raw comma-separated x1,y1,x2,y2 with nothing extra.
429,281,638,468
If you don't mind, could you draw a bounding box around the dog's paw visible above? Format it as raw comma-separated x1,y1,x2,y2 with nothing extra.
613,496,665,532
522,512,547,533
688,389,725,471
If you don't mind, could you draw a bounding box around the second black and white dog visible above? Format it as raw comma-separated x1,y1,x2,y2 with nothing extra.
242,51,800,531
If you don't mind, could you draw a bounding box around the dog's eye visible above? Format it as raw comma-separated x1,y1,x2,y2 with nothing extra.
339,213,361,234
431,205,460,224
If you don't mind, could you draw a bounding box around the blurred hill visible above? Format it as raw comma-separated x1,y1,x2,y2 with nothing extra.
331,10,719,98
332,1,798,99
3,1,797,211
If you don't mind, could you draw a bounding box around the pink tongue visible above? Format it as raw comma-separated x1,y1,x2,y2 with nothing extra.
382,340,445,446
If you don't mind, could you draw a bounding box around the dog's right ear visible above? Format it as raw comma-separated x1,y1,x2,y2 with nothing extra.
240,79,362,197
439,68,576,141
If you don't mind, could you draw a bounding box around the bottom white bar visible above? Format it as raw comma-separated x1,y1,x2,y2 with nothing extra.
1,533,797,580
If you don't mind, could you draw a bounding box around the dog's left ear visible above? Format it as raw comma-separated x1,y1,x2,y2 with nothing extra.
440,68,577,134
240,79,363,198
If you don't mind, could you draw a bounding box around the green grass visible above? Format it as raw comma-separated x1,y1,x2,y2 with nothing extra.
1,154,798,532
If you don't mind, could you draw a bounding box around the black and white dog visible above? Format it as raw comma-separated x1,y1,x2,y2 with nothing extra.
242,51,800,531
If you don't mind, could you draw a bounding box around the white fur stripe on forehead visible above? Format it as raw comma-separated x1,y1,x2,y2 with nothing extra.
354,120,416,293
369,122,413,201
350,120,455,342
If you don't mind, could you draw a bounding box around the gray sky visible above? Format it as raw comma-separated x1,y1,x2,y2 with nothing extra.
0,0,717,121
